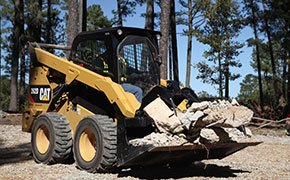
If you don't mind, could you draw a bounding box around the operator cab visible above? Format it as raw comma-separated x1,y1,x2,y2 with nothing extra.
70,27,161,94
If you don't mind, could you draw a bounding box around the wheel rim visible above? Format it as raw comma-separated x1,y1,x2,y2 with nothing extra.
36,125,50,154
79,128,97,162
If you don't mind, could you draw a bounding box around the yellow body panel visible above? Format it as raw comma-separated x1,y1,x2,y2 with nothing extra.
34,48,140,118
58,102,93,136
160,79,167,88
177,99,188,112
22,67,52,132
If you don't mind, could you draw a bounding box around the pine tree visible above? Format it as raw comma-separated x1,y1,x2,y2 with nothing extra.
112,0,141,26
8,0,24,112
25,0,43,42
261,0,279,103
145,0,154,30
178,0,208,87
87,4,111,30
268,0,290,115
170,0,178,81
238,41,286,118
19,0,25,111
159,0,170,79
195,0,243,98
244,0,264,108
0,14,2,110
67,0,79,47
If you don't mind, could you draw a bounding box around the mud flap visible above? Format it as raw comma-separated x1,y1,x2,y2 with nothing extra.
118,142,261,167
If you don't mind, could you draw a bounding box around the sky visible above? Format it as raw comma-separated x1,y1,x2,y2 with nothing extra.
89,0,256,98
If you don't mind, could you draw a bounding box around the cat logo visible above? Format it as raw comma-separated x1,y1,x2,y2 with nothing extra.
29,85,51,103
39,88,51,101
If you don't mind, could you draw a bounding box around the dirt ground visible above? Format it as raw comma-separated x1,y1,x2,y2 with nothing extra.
0,114,289,180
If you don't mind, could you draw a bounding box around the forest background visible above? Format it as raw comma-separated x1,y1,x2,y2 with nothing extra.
0,0,289,119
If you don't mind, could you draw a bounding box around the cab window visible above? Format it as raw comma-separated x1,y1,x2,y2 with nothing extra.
117,35,159,93
74,39,108,72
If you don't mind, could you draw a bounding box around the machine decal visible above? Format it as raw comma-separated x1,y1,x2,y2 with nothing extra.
29,85,51,103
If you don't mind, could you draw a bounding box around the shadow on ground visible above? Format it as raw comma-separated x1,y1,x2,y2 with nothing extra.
118,162,250,179
0,142,32,166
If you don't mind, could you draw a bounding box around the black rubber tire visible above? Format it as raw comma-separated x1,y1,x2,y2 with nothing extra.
31,112,73,164
286,121,290,135
73,115,117,173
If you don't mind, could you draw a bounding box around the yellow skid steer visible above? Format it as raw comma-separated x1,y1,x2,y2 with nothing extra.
22,27,258,172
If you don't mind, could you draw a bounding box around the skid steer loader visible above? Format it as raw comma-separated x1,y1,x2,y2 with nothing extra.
23,27,258,172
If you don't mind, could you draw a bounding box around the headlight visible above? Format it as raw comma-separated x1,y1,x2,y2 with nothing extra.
117,29,123,36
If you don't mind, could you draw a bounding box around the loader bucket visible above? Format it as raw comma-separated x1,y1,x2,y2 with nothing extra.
118,142,261,167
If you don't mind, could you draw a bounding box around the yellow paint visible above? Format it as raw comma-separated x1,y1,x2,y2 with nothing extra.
22,109,43,132
79,128,97,162
58,102,93,136
42,95,48,101
22,67,51,132
36,125,50,154
177,99,188,112
160,79,167,88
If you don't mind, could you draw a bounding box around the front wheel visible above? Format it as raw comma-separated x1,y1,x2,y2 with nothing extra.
73,115,117,172
31,112,72,164
286,120,290,136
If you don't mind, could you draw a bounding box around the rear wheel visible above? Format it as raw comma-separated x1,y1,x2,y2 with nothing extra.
31,112,72,164
73,115,117,172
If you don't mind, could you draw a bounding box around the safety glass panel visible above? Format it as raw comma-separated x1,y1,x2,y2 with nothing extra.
117,35,159,93
74,39,107,71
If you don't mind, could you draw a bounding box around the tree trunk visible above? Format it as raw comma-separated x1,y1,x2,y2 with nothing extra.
79,0,87,32
287,54,290,113
170,0,179,82
250,0,264,109
46,0,51,44
224,26,230,99
218,51,223,98
185,0,193,87
8,0,22,112
0,16,2,109
19,42,25,111
286,19,290,115
117,0,123,26
159,0,171,79
282,50,287,99
36,0,42,42
67,0,79,47
145,0,154,30
168,34,173,80
19,0,25,111
262,0,279,102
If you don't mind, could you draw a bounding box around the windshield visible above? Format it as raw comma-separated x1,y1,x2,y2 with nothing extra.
117,35,159,94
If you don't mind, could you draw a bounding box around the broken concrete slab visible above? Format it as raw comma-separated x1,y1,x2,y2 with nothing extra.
140,98,253,146
231,99,239,106
187,101,209,112
199,128,220,144
181,100,253,128
180,111,205,130
143,97,183,133
129,132,188,146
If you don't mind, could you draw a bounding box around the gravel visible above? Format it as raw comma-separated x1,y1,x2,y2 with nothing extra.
1,116,290,179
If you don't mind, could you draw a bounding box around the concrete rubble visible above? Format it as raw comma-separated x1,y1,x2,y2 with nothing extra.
130,98,253,146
